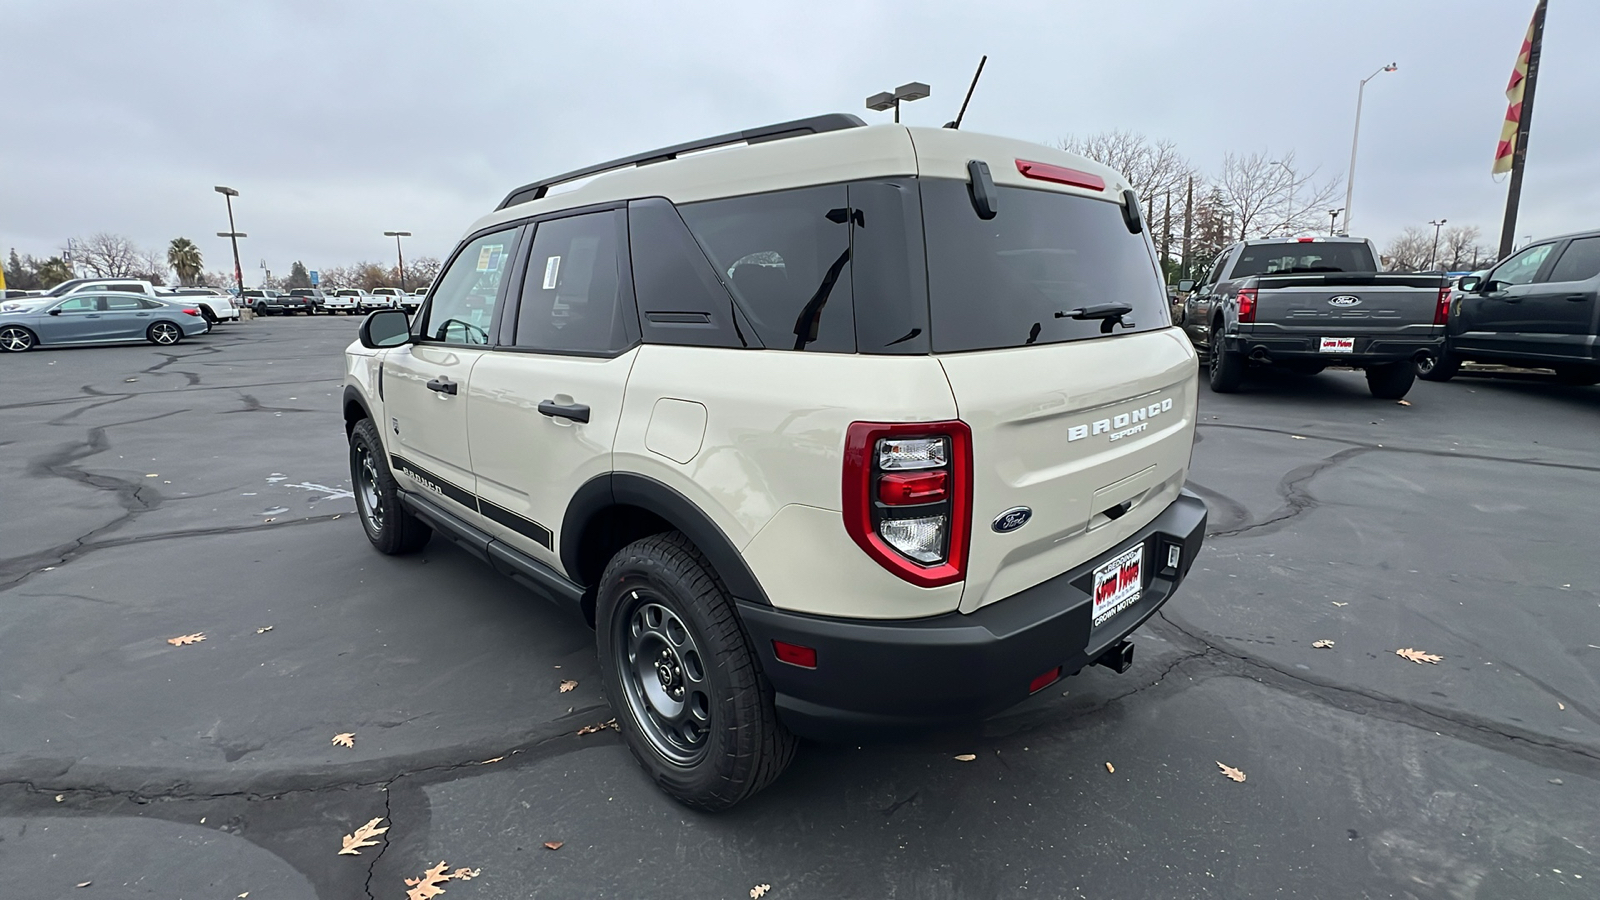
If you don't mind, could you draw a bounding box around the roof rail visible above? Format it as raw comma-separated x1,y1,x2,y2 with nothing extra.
496,113,868,210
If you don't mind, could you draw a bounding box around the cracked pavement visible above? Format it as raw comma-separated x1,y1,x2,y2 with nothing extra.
1,319,1597,898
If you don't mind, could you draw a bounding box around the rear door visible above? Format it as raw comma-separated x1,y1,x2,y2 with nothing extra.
100,294,161,339
918,179,1197,613
1506,235,1600,361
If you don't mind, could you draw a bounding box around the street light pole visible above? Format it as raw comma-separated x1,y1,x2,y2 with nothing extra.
214,186,244,296
1341,63,1397,236
1328,208,1345,235
384,231,411,293
1428,219,1448,271
866,81,931,124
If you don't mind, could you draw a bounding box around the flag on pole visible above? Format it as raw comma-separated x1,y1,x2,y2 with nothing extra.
1493,8,1538,174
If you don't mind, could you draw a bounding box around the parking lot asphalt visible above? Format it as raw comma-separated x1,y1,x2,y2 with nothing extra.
1,317,1596,899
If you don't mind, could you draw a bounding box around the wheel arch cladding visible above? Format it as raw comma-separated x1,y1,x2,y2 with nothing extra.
562,473,772,608
342,385,371,440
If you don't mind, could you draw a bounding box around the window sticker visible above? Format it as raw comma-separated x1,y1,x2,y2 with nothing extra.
476,244,505,272
542,255,561,290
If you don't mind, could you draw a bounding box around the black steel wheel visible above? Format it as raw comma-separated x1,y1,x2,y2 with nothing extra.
348,418,431,554
597,532,795,811
0,325,37,352
147,321,183,345
1417,346,1460,382
1208,323,1245,393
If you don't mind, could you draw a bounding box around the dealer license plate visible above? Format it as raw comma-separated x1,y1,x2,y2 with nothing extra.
1092,543,1144,627
1319,337,1356,353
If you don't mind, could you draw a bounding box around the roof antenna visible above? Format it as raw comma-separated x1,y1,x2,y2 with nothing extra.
944,55,987,129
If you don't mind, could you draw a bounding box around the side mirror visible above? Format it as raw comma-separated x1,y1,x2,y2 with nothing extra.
359,309,412,349
1177,280,1196,293
49,308,62,316
1456,275,1482,293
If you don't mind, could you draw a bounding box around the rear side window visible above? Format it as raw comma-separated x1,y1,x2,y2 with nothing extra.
514,210,633,354
1548,236,1600,283
1229,243,1376,277
627,197,753,349
678,185,855,352
921,181,1168,352
103,295,146,310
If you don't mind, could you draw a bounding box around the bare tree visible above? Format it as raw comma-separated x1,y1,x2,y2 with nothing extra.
75,232,144,277
1216,151,1343,240
1382,227,1434,272
1440,225,1492,270
1060,130,1198,274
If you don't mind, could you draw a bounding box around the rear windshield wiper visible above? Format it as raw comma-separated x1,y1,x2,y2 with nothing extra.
1056,302,1134,334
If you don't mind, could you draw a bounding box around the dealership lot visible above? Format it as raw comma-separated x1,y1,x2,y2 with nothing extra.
1,317,1596,898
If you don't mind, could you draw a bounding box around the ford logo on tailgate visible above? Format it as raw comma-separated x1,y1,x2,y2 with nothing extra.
1328,295,1362,307
992,507,1032,533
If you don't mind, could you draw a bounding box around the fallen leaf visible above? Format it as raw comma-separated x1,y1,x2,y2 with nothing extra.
337,817,388,855
166,632,206,646
1396,399,1412,406
405,861,453,900
332,732,355,748
953,753,976,761
479,756,504,765
76,882,91,888
449,868,480,881
751,885,771,899
1396,648,1442,664
1558,702,1565,710
255,626,273,634
1312,640,1335,649
1290,435,1306,440
55,794,63,802
543,841,563,850
559,679,578,693
576,718,617,736
1217,761,1247,782
239,893,249,898
264,518,275,523
1105,761,1116,773
1331,601,1349,607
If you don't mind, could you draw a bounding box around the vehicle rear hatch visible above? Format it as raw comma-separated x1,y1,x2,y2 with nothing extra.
1249,273,1446,334
915,175,1198,613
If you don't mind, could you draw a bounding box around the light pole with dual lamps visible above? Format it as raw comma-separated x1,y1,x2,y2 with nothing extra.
865,82,930,123
1327,208,1345,235
1429,219,1448,271
383,231,411,293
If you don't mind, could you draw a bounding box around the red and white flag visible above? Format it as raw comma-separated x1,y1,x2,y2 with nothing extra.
1493,6,1539,174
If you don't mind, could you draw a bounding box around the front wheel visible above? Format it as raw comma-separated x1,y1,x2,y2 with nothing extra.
1366,361,1417,399
147,321,183,346
1417,347,1460,382
1553,365,1600,386
349,418,432,554
597,532,795,811
0,325,37,352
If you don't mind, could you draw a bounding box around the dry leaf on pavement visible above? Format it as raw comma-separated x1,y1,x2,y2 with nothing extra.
953,753,976,761
1291,435,1306,440
1312,640,1335,649
1397,399,1412,406
543,841,563,850
1217,761,1247,782
449,868,480,881
559,680,578,693
478,756,504,765
76,882,91,889
332,732,355,748
576,719,617,736
751,885,771,899
166,632,206,646
1105,762,1115,773
1331,601,1349,607
338,817,389,855
1396,648,1442,664
405,861,453,900
256,626,273,634
1558,702,1566,710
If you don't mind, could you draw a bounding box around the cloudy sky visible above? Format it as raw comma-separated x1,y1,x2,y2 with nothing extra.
3,0,1593,283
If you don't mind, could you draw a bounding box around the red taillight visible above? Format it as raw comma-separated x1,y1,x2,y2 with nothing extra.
772,640,817,669
1029,666,1062,694
877,470,949,505
1237,288,1257,323
182,308,200,316
843,421,972,588
1015,159,1105,191
1296,237,1316,243
1435,286,1451,325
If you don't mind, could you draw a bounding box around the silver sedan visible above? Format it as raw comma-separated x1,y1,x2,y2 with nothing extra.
0,292,210,352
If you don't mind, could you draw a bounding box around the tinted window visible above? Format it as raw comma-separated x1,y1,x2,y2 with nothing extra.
422,228,517,345
849,179,929,354
103,295,147,310
679,185,855,352
627,197,752,349
56,297,99,312
921,181,1168,352
1548,237,1600,283
1490,243,1554,287
1229,242,1376,278
514,210,631,354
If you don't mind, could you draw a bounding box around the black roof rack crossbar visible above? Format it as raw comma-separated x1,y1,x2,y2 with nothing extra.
496,113,867,210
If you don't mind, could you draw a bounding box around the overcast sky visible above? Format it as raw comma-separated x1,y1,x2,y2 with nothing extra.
3,0,1594,283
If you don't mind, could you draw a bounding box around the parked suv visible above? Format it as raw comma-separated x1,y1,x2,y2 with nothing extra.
341,115,1207,809
1420,229,1600,385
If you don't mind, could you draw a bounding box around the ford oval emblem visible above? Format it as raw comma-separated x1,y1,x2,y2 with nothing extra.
1328,295,1362,307
992,507,1032,533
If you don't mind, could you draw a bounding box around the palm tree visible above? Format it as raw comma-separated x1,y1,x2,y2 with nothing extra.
167,237,204,286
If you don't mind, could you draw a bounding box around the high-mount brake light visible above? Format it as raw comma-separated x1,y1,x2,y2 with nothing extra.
1015,159,1106,191
1237,288,1258,324
843,421,972,587
1297,237,1317,243
1435,286,1452,325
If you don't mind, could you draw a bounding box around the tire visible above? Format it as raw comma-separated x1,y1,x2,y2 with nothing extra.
1366,361,1417,399
1553,366,1600,386
348,418,431,555
147,321,183,346
1417,347,1460,382
1207,323,1245,393
199,306,218,325
0,324,37,352
597,532,796,811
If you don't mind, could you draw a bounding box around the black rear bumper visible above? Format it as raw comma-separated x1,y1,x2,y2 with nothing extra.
738,490,1208,740
1221,332,1442,364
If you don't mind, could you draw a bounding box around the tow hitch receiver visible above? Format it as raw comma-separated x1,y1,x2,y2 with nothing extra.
1094,640,1135,674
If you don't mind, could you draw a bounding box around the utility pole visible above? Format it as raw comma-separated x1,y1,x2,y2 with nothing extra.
1181,176,1193,279
1497,0,1549,260
384,231,412,292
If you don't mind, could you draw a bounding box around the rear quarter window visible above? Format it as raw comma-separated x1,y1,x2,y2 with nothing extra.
920,181,1169,353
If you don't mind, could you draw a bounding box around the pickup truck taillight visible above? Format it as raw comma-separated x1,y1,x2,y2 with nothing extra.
1237,288,1257,324
843,421,971,587
1434,286,1451,325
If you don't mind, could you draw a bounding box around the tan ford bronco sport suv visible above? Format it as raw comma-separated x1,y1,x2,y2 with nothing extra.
342,114,1207,809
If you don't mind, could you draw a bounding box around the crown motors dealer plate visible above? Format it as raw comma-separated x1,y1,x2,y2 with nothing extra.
1092,542,1144,627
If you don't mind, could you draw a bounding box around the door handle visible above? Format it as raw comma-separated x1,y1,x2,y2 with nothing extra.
538,400,590,423
1566,294,1590,302
426,378,457,395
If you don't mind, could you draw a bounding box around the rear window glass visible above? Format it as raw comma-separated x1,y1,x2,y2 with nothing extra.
1229,242,1375,277
921,182,1168,353
1548,236,1600,283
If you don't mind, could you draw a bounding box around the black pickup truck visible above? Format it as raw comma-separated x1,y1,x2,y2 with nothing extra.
1180,237,1449,399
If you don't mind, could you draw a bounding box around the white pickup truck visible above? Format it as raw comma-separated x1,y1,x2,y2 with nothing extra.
368,287,405,310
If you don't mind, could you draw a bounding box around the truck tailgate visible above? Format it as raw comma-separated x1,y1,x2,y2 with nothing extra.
1251,273,1445,333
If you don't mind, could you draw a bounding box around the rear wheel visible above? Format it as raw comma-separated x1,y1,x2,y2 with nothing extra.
1417,347,1460,382
597,532,795,811
1366,361,1416,399
0,325,37,352
147,321,183,346
349,418,431,554
1208,324,1245,393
